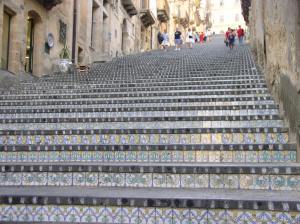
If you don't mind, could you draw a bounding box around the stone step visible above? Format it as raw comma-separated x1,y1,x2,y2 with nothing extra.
0,144,296,163
1,202,298,223
14,75,265,89
0,120,285,130
0,88,269,101
0,127,288,135
0,115,283,125
19,73,263,85
0,130,290,146
1,163,299,191
0,187,299,213
0,103,279,113
10,80,267,94
0,96,275,107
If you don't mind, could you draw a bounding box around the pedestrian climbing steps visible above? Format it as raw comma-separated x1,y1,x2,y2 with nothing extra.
0,42,299,223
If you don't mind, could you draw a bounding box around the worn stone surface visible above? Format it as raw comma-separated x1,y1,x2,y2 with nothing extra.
248,0,300,157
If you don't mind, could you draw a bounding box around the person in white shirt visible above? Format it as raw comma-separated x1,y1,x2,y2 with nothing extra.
186,28,194,49
206,29,212,42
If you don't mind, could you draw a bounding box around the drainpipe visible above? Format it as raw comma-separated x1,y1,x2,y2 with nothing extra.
72,0,77,64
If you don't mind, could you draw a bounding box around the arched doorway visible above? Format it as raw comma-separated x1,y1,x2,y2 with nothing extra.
121,19,129,55
25,10,43,75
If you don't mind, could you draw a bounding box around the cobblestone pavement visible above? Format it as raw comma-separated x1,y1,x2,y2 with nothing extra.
0,38,299,223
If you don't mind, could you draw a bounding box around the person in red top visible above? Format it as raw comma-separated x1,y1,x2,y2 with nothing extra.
237,25,245,45
200,32,205,44
224,27,231,47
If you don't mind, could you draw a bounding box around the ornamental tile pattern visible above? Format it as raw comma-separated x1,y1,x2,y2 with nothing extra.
0,205,299,223
0,172,299,191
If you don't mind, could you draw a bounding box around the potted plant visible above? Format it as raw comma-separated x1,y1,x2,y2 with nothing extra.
58,44,72,73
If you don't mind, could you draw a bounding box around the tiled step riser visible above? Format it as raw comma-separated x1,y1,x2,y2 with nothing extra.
0,127,289,135
1,205,299,223
0,88,270,101
10,82,267,94
15,77,266,91
0,120,286,130
0,132,290,145
0,110,280,119
1,171,299,191
0,104,279,114
17,73,265,85
0,98,276,107
0,150,296,163
0,116,284,124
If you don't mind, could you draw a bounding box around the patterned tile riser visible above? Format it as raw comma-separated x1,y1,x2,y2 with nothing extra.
0,150,296,163
0,100,277,109
0,109,279,119
1,172,299,191
0,133,289,145
0,205,299,223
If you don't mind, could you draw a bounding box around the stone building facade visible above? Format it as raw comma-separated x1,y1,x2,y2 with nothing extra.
168,0,200,46
0,0,171,77
245,0,300,157
203,0,245,34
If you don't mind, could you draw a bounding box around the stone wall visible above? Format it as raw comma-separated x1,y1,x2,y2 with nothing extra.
0,0,146,76
249,0,300,158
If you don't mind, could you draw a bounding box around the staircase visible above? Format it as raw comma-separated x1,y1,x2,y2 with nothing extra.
0,40,299,223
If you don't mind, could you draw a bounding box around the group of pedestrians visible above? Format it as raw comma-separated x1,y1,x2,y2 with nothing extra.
224,25,245,50
158,28,214,51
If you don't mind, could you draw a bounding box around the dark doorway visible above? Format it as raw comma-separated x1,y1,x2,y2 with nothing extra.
1,11,11,70
25,18,35,73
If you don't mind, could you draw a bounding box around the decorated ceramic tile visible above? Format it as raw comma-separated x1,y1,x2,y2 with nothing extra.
253,175,270,190
190,134,201,144
211,134,222,144
233,151,245,163
184,151,196,162
200,134,211,144
245,151,259,163
172,151,184,162
195,174,209,188
223,175,239,189
210,174,224,188
220,151,233,162
159,134,169,144
222,133,233,144
209,151,221,162
266,133,277,144
181,174,195,188
169,134,180,144
196,151,209,162
259,151,272,163
179,134,190,144
148,151,159,162
232,133,244,144
161,151,172,162
153,173,166,188
140,134,150,144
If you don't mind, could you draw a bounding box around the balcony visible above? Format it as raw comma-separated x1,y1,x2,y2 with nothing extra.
140,0,156,27
36,0,63,10
173,11,189,28
157,0,170,22
121,0,138,17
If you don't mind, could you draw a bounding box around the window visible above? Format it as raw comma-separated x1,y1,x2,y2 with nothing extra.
220,0,224,7
115,29,117,38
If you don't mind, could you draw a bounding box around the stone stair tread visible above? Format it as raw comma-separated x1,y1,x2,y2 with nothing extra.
1,186,299,203
3,161,299,167
0,120,285,130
